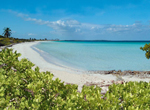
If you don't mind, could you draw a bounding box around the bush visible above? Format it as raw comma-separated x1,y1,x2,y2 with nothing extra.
0,48,150,109
140,43,150,59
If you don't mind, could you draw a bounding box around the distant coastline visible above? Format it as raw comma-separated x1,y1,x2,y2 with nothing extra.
61,40,150,42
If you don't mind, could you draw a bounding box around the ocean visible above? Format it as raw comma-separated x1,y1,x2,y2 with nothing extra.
32,41,150,71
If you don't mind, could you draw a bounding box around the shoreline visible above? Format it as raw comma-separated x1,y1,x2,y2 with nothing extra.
10,41,150,93
31,44,84,73
0,43,18,51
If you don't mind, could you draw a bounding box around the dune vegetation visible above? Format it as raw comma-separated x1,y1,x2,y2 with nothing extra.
0,48,150,109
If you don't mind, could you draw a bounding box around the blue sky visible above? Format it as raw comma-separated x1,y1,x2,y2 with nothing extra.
0,0,150,40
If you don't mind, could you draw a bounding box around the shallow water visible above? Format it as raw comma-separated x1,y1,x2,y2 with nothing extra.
33,41,150,71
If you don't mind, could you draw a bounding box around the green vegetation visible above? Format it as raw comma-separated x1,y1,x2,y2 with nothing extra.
0,35,5,38
0,27,35,46
0,37,36,46
140,43,150,59
0,48,150,109
3,27,11,38
0,27,48,46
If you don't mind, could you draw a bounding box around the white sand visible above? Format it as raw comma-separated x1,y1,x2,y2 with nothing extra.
10,41,150,93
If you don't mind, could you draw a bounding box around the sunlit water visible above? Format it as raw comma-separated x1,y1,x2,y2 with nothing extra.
33,41,150,71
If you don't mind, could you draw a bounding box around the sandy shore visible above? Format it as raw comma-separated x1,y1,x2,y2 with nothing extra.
10,41,150,94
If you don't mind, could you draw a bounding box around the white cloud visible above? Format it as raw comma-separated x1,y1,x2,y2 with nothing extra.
12,31,16,33
1,9,29,18
28,33,36,36
4,9,150,39
24,16,150,37
17,13,28,17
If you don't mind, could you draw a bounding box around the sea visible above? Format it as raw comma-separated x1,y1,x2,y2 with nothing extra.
32,41,150,71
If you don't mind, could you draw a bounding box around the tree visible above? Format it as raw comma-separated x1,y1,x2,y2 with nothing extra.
140,43,150,59
3,27,12,38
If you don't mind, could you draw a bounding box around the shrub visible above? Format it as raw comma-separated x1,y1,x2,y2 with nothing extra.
0,48,150,109
140,43,150,59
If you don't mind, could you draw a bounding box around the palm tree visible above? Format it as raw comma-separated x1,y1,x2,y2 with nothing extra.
3,27,12,38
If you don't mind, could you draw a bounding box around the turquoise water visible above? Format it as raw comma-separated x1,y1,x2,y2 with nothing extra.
33,41,150,71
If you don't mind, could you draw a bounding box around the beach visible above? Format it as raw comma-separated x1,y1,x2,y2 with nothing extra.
10,41,150,94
